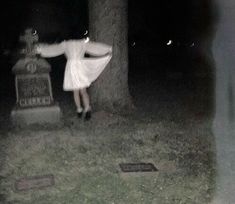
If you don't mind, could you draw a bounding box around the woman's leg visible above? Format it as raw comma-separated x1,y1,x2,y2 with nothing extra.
80,88,91,120
73,90,83,117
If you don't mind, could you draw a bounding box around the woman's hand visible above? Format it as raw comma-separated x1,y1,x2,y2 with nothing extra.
33,43,44,54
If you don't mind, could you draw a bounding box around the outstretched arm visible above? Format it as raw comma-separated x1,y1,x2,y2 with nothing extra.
85,41,112,57
35,42,65,58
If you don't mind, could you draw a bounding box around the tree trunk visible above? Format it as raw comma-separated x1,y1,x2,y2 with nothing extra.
88,0,133,112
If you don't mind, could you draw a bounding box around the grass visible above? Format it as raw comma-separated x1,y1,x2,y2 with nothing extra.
0,108,216,204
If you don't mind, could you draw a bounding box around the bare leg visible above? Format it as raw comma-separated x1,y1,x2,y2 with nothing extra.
73,90,83,113
80,88,91,112
80,88,91,120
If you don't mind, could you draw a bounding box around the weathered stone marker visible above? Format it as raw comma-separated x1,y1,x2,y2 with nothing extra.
15,174,55,191
11,28,61,126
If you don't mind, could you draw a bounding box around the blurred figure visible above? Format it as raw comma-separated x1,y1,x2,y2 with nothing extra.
212,0,235,203
212,0,235,136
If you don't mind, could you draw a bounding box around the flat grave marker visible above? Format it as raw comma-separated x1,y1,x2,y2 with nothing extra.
119,163,158,173
15,174,55,191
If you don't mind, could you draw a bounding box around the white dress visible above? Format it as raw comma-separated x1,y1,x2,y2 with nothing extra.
36,39,112,91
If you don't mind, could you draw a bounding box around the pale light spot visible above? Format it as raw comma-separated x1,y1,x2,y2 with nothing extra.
84,30,88,35
85,37,90,43
32,30,37,35
190,42,195,47
167,40,172,46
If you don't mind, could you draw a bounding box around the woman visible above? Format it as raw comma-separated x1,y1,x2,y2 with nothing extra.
35,37,112,120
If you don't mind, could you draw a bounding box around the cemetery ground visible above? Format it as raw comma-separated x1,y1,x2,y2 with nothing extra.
0,69,216,204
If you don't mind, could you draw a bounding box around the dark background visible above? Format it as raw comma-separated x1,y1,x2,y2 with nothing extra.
0,0,215,111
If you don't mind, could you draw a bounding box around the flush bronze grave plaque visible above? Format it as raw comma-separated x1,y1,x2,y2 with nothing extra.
119,163,158,173
15,174,55,191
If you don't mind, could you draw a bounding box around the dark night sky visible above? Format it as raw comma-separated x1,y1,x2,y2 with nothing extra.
129,0,214,47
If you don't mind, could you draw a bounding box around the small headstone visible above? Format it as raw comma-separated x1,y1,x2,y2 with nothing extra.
15,174,55,191
119,163,158,173
10,28,61,126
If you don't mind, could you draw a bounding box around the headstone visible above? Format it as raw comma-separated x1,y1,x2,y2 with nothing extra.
11,28,61,126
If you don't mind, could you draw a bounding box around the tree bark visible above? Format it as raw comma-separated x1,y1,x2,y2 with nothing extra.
88,0,133,112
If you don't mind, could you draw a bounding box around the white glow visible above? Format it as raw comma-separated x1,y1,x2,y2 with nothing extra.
32,30,37,35
167,40,172,45
84,30,88,35
132,42,136,47
85,37,90,43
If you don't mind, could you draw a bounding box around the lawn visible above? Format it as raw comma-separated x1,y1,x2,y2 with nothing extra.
0,106,216,204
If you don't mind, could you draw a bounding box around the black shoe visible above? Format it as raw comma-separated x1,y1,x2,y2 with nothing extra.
84,111,91,121
77,111,83,118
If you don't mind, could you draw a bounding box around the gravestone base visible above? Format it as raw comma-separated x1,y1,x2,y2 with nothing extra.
11,104,62,127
